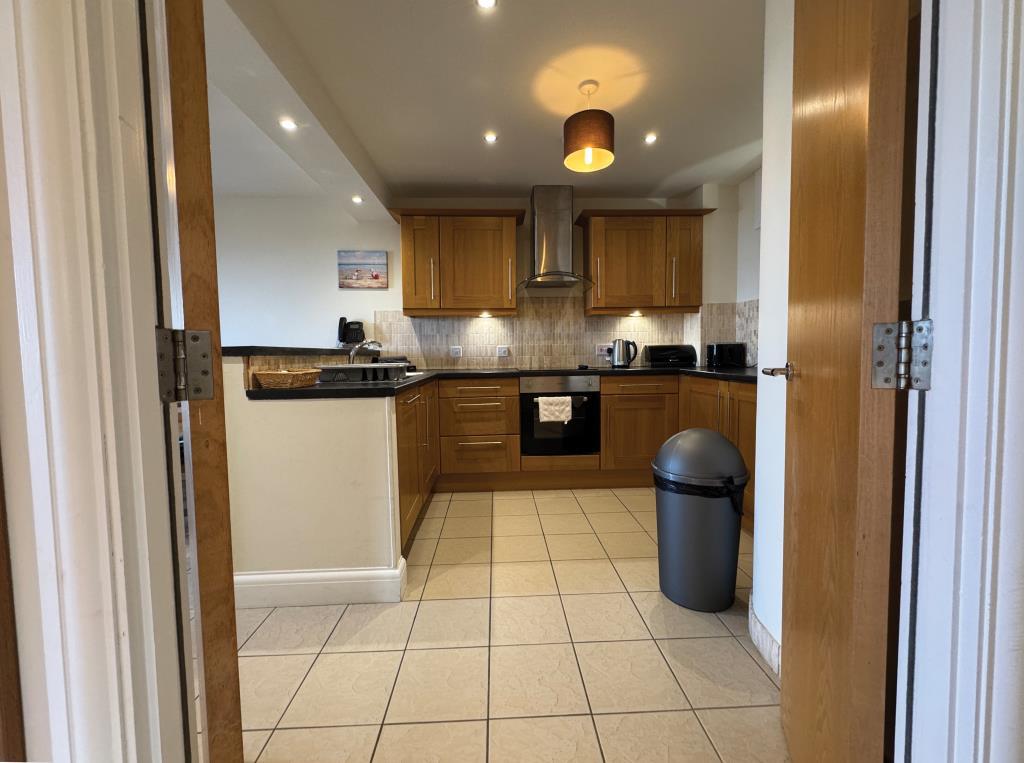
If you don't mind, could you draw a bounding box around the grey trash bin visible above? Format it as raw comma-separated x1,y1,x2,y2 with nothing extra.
652,428,748,612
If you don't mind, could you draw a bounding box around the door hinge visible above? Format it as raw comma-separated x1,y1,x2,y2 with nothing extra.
871,319,933,391
156,328,214,403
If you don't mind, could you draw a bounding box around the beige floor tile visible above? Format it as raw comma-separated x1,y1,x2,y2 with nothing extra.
540,513,594,534
595,711,719,763
376,721,487,762
402,566,429,601
431,492,453,502
489,643,589,718
586,512,643,533
545,533,607,560
697,706,791,762
612,487,654,497
598,532,658,558
493,490,534,500
451,491,492,501
490,595,570,646
237,654,314,730
739,530,754,554
561,593,650,642
241,730,270,763
575,640,688,713
406,536,438,566
414,517,445,539
446,500,493,518
235,608,272,649
492,498,538,516
239,605,345,656
737,634,780,686
432,537,491,565
280,651,401,727
258,726,378,762
612,558,661,591
407,598,489,649
324,602,418,652
552,559,625,594
423,501,448,519
492,514,543,536
422,564,491,599
535,497,584,515
578,496,629,514
658,637,780,708
717,590,750,636
572,488,614,498
532,489,576,499
619,493,656,511
441,516,492,538
492,534,549,562
631,591,730,638
632,511,658,533
491,561,557,596
385,647,488,723
738,553,753,577
736,567,753,588
489,716,602,762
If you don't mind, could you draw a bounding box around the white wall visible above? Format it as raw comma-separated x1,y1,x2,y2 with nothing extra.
751,0,794,660
683,184,740,304
737,170,762,302
214,195,401,346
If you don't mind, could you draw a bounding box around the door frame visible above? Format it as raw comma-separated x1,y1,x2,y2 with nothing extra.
895,0,1024,758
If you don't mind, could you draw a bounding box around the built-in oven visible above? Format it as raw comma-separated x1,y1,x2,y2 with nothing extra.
519,375,601,456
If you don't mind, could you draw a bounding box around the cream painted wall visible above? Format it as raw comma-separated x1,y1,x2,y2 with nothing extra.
737,171,762,302
751,0,794,654
214,195,401,347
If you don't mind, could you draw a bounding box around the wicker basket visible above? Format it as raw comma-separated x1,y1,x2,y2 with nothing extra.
253,368,320,389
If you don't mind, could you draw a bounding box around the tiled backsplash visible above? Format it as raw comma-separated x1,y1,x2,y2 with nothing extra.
699,299,759,366
374,296,703,370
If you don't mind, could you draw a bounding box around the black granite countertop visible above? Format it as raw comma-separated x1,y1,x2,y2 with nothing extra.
244,364,757,400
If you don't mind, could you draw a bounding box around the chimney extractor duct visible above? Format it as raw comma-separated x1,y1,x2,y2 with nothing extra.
522,185,590,289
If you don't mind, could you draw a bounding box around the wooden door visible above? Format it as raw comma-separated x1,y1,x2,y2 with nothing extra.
396,390,423,547
726,382,757,525
601,394,679,470
401,216,440,309
589,216,667,308
679,376,726,433
782,0,909,760
666,217,702,307
439,216,516,309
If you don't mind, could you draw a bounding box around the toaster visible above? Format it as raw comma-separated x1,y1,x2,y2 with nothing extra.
640,344,698,369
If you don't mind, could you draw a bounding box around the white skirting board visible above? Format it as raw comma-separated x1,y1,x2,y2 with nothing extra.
749,607,782,677
234,560,406,607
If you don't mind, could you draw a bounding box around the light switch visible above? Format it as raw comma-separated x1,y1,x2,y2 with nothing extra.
496,345,510,357
450,346,463,358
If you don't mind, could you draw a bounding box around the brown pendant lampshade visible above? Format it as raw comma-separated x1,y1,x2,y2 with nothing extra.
563,108,615,173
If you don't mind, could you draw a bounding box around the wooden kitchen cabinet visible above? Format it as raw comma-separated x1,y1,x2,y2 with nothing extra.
726,382,757,524
679,376,728,434
578,209,711,316
419,381,440,494
601,392,679,471
393,209,524,316
396,387,424,548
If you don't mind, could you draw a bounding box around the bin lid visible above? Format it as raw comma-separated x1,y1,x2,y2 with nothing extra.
652,428,749,487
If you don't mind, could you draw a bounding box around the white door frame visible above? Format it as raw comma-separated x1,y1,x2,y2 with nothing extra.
896,0,1024,759
0,0,187,759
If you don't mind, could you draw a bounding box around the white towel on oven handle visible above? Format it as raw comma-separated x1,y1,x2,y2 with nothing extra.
538,396,572,424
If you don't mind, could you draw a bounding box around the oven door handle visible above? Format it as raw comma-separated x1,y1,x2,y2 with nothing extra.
532,396,589,403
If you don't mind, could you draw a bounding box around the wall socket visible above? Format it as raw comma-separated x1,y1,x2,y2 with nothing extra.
496,345,510,357
450,345,463,358
595,343,613,358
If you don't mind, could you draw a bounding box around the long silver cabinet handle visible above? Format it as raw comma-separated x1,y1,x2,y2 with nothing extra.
457,441,504,447
429,258,435,302
456,386,501,392
456,402,503,408
404,394,422,404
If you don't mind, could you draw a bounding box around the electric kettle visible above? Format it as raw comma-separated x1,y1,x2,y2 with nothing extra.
610,339,638,368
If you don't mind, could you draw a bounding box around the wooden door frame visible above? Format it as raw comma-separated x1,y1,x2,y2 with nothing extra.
895,0,1024,758
0,450,25,762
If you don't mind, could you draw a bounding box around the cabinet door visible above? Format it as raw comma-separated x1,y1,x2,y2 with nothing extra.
679,376,726,433
419,383,440,493
589,216,667,308
396,390,424,548
726,382,757,520
439,216,516,309
601,393,679,470
666,216,702,307
401,216,440,309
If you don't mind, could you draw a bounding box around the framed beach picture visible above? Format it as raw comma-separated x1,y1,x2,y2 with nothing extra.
337,250,388,289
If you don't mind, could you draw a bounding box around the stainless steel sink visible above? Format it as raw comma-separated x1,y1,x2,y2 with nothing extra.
319,363,409,383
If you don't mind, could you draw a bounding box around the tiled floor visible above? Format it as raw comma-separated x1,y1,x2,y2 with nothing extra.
234,488,788,762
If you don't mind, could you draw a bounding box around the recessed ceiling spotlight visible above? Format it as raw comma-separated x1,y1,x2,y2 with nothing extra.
476,0,497,9
279,116,298,132
644,132,658,145
483,131,498,144
351,195,363,204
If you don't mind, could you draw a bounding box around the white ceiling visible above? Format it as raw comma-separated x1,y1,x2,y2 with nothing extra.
209,0,765,200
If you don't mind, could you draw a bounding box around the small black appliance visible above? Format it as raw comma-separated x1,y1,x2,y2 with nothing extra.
705,342,747,368
338,318,365,344
641,344,698,369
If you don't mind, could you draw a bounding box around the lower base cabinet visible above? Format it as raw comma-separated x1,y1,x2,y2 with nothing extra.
600,392,679,471
397,382,440,548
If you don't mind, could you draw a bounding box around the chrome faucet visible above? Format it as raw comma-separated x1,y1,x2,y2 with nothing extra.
349,339,382,362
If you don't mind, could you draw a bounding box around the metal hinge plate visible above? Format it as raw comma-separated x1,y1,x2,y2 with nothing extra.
156,328,214,403
872,319,933,390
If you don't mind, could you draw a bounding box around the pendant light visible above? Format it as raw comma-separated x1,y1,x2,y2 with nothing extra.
563,80,615,173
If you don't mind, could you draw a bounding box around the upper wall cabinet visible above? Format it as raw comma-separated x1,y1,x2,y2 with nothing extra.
393,208,525,316
577,209,712,316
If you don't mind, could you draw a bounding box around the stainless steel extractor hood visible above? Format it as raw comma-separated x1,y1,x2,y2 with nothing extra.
521,185,591,289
